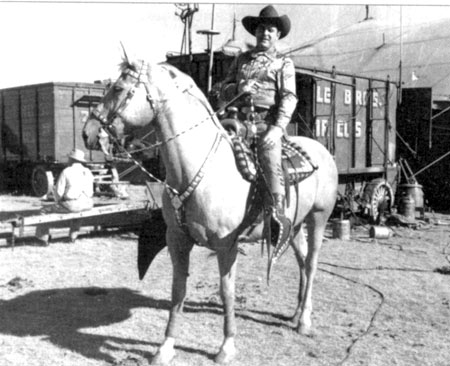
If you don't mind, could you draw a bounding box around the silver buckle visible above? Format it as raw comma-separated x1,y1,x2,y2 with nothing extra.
171,195,183,210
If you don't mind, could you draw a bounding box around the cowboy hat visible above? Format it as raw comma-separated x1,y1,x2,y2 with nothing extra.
242,5,291,39
67,148,87,163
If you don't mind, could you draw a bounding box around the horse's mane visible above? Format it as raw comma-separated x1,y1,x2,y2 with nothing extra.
118,58,190,85
118,59,143,75
118,58,216,117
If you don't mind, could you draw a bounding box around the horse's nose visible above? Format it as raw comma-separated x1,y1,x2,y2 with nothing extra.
82,126,95,149
82,128,89,144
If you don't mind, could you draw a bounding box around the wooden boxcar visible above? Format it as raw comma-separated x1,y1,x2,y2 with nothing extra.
167,52,399,221
293,66,398,220
0,82,107,196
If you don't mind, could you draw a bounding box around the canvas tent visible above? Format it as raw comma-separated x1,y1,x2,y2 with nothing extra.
286,16,450,102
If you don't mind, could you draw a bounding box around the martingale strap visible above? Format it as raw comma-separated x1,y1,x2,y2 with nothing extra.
97,62,228,229
166,131,223,226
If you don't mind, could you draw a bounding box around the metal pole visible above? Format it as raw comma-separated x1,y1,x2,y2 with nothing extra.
197,4,220,96
207,5,216,94
398,6,403,105
413,149,450,178
207,39,214,94
431,105,450,121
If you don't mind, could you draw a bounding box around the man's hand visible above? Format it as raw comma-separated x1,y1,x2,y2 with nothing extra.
238,79,261,95
262,125,283,149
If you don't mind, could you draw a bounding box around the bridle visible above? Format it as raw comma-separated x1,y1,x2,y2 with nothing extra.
90,62,155,128
88,61,227,226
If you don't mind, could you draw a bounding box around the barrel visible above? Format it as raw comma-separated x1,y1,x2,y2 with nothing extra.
398,183,424,210
332,219,351,240
369,225,391,239
398,194,415,220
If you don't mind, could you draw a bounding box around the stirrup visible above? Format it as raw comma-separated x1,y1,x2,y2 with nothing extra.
269,208,292,259
265,209,292,283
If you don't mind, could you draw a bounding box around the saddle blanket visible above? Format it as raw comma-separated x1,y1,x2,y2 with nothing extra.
233,136,317,185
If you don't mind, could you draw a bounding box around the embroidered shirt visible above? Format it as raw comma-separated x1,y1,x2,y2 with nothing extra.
221,48,297,129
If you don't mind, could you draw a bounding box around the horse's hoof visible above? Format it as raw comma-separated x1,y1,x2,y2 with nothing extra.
297,325,314,338
215,337,236,364
215,351,236,364
215,343,236,364
151,349,175,366
296,323,313,337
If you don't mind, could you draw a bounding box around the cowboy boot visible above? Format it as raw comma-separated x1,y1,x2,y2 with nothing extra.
269,193,292,259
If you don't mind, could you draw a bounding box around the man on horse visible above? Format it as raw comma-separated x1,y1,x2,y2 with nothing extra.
220,5,297,248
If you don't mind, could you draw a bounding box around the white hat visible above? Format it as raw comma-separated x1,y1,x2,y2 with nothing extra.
67,148,86,163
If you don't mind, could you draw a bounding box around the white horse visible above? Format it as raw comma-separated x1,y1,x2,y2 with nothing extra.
83,58,338,365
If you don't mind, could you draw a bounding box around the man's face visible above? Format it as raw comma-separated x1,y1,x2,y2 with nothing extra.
255,22,281,51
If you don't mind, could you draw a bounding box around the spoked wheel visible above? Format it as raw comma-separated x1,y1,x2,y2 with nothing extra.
31,166,54,198
364,178,394,224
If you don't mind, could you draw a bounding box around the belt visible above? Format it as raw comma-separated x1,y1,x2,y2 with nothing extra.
241,106,270,115
62,198,77,202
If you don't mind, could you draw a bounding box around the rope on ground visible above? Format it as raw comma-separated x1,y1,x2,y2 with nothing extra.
320,257,450,363
319,266,385,366
444,242,450,265
320,261,432,273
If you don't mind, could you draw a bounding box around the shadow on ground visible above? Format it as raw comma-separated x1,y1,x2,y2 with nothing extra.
0,285,297,364
0,287,164,363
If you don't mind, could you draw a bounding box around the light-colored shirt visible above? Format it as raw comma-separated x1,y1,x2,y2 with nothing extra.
54,163,94,212
221,48,297,129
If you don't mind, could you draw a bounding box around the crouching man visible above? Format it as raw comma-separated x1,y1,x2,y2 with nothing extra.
37,149,94,244
53,148,95,213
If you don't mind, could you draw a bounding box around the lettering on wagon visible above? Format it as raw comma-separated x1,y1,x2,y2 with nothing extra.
315,118,362,139
316,86,381,107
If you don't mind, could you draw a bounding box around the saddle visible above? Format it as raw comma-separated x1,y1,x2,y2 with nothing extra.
222,109,318,262
221,109,317,190
233,135,317,187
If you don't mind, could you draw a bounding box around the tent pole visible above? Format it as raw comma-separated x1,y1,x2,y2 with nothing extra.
398,6,403,105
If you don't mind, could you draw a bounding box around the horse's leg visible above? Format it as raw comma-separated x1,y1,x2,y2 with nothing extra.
152,231,193,365
215,244,238,364
296,211,327,335
290,224,307,325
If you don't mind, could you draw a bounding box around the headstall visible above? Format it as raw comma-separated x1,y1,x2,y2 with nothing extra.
90,62,225,227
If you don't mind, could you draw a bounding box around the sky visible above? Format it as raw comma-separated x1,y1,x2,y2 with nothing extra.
1,1,450,89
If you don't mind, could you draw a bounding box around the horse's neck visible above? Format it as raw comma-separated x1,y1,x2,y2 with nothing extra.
157,97,223,189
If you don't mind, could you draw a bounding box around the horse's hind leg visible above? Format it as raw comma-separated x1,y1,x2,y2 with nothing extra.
290,224,307,325
215,245,238,364
296,211,328,335
152,231,193,365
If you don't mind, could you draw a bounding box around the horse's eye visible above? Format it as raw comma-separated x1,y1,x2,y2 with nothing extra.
113,84,124,93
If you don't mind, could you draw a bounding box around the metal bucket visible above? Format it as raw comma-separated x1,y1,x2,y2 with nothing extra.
332,219,351,240
398,194,415,219
399,183,424,210
369,226,391,239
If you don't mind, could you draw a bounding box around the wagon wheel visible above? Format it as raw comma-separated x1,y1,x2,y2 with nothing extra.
364,178,394,224
31,166,54,198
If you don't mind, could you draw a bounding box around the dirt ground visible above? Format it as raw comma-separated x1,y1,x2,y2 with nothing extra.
1,189,450,366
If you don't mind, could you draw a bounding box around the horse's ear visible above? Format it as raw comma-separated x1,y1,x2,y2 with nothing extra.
146,62,156,82
120,41,129,64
